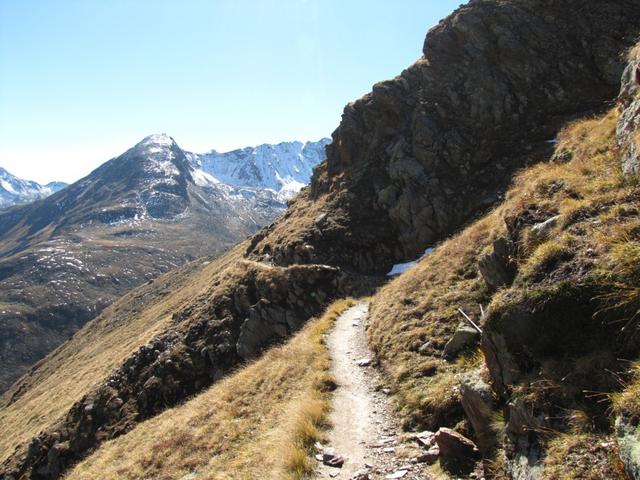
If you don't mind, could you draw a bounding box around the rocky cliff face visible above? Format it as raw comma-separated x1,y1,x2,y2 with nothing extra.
247,0,640,275
366,54,640,478
614,45,640,480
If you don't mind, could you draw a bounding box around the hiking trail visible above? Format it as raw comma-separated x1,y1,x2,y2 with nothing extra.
315,303,427,479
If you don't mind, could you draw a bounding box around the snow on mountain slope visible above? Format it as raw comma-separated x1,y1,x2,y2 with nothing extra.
0,133,292,393
0,167,67,209
189,138,330,198
0,136,327,212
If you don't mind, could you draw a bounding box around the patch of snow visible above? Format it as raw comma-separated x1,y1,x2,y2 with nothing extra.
0,179,17,194
138,133,175,148
386,248,434,277
191,168,220,187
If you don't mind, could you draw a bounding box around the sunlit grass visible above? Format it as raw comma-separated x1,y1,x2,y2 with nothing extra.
65,299,354,480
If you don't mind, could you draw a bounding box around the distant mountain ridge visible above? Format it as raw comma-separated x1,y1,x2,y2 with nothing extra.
0,137,329,211
0,133,328,393
188,138,330,198
0,167,67,209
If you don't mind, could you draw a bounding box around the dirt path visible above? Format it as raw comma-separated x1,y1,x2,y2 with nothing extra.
315,303,428,480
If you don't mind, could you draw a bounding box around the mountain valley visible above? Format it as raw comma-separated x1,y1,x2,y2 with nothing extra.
0,134,328,393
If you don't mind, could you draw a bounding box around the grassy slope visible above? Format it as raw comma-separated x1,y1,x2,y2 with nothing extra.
0,244,246,463
4,114,638,479
64,299,353,480
369,109,640,477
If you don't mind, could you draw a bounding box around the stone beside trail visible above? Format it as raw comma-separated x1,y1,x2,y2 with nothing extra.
315,303,427,480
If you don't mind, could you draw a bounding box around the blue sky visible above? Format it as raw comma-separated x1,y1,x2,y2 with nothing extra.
0,0,461,183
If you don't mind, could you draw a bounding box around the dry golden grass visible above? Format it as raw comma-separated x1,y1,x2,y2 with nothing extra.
64,299,354,480
368,177,504,428
542,433,627,480
518,235,573,281
0,243,248,463
247,188,334,259
611,361,640,422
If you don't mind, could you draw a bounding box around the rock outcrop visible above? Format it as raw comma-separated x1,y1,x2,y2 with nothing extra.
615,43,640,480
247,0,640,275
478,237,516,291
1,259,356,479
618,45,640,177
434,427,480,467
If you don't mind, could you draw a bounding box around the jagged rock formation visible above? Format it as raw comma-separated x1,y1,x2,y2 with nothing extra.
246,0,640,275
2,1,640,479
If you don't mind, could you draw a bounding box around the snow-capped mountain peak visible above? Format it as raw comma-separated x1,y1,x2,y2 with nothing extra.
114,133,190,183
189,138,330,198
0,167,67,209
0,135,328,211
135,133,177,152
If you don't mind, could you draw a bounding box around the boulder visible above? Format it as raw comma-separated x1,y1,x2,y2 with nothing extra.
459,373,495,451
416,445,440,464
322,448,345,468
45,442,70,478
443,325,479,359
529,215,561,243
434,427,480,461
412,430,436,449
478,237,516,291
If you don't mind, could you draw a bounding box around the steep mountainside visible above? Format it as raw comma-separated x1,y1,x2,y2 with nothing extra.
1,1,639,479
0,167,66,209
189,138,330,198
0,134,291,393
245,0,640,275
368,104,640,478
